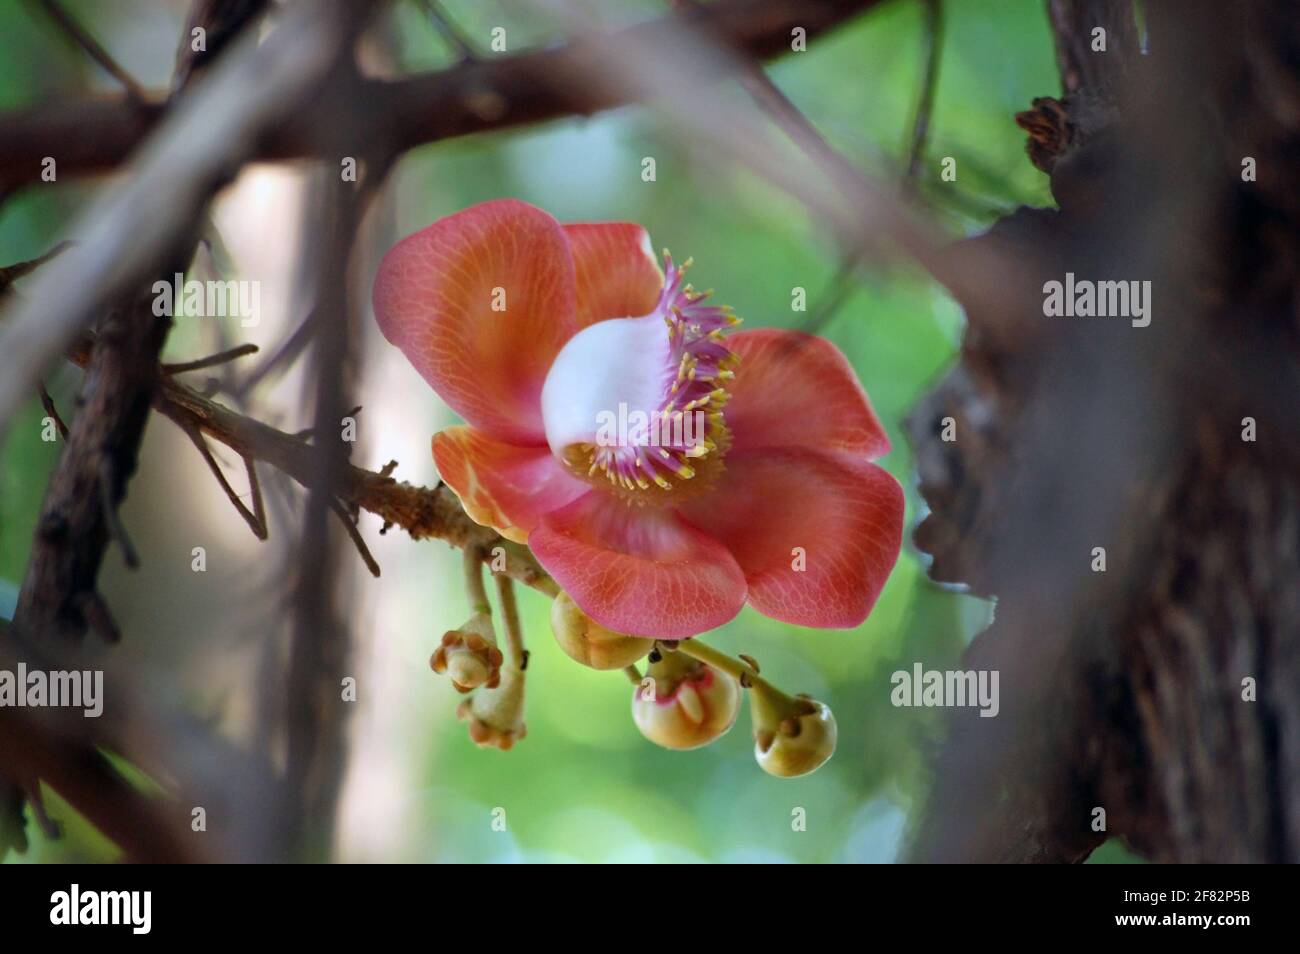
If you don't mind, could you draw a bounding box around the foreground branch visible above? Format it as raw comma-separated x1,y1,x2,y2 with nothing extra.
0,0,878,189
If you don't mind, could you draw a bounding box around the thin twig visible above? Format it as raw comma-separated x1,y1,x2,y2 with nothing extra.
37,384,68,439
163,343,259,375
0,242,73,290
30,0,150,103
416,0,478,60
232,308,316,397
244,455,267,540
98,459,140,569
75,590,121,643
328,496,380,577
670,0,844,175
904,0,944,186
177,416,268,539
668,0,885,336
148,370,560,594
800,247,870,338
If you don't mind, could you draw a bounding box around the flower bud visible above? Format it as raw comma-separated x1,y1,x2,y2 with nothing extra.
750,686,836,778
431,612,503,693
457,665,526,750
551,591,653,670
632,651,740,750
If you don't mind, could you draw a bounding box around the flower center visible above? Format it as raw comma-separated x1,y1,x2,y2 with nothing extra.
541,254,739,506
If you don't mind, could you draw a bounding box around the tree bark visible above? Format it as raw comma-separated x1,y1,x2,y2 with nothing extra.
909,0,1300,862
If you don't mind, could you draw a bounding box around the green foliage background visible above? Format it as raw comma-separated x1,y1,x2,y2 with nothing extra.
0,0,1138,863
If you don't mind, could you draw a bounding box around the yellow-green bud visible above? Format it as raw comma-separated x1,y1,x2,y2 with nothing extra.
551,591,653,670
750,687,836,778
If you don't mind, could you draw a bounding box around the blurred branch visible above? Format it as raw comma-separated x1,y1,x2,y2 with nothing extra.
0,0,367,861
0,0,375,431
668,0,886,336
0,0,881,190
282,165,367,859
172,0,271,91
534,0,1032,342
0,619,201,862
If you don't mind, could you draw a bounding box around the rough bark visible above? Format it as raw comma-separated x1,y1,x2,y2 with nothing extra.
909,0,1300,862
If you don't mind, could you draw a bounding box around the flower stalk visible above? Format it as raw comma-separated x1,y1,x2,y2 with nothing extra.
494,572,526,668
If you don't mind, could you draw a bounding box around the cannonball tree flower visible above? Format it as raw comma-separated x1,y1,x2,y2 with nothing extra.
373,199,903,638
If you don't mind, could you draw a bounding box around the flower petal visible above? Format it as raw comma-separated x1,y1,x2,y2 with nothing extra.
529,493,747,638
725,329,891,459
563,223,664,327
678,449,903,629
433,426,588,544
373,199,577,444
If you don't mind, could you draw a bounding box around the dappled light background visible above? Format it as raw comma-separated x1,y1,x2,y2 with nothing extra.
0,0,1137,863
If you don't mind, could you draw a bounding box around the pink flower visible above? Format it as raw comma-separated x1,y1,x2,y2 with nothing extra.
373,199,903,638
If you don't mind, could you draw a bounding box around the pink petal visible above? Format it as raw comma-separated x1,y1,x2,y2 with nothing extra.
678,449,903,629
372,199,577,444
563,222,664,327
432,426,588,544
725,329,891,459
529,493,747,638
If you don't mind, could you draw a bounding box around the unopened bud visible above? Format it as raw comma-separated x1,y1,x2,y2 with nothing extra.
457,665,526,751
551,591,653,670
750,685,836,778
431,612,503,692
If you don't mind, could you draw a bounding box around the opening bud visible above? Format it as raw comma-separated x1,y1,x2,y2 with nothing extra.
632,649,740,750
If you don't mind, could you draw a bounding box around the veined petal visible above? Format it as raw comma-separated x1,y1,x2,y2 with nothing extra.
564,223,663,328
373,199,577,444
725,329,891,459
529,493,747,638
433,426,588,543
678,449,903,629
